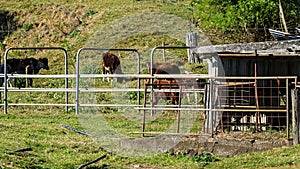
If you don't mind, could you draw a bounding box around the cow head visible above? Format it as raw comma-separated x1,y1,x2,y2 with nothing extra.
38,58,49,70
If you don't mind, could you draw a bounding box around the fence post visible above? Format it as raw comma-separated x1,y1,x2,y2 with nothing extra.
186,32,199,63
292,87,299,145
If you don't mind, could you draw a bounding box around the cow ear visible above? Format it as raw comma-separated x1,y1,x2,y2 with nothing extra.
39,58,47,62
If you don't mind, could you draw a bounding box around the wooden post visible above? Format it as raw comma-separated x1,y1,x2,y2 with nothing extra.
279,0,288,33
292,87,299,145
186,32,199,63
254,50,261,131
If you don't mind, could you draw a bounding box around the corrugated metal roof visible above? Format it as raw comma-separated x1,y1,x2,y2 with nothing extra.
268,28,300,41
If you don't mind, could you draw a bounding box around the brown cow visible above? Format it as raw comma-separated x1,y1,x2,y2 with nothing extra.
152,79,180,106
101,52,124,83
146,62,180,84
146,62,180,75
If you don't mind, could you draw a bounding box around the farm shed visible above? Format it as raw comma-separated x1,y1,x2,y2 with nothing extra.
195,40,300,144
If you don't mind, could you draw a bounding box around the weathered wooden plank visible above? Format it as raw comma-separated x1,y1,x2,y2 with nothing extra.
292,88,299,145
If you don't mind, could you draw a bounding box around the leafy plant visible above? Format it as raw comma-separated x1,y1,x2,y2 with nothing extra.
126,91,143,101
68,29,80,38
83,9,97,18
192,152,219,165
59,39,71,51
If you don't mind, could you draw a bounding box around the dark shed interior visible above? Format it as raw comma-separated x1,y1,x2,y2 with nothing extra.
214,52,300,132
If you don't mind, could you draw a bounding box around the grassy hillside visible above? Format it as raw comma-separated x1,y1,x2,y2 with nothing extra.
0,0,194,66
0,0,300,168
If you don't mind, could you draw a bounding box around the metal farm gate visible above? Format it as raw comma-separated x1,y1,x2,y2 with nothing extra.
1,46,299,144
1,47,70,114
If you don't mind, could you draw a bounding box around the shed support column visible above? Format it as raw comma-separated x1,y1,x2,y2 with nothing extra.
292,88,299,145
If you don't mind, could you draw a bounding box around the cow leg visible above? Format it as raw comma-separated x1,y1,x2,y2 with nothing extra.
6,77,12,87
109,66,115,82
171,92,178,105
192,86,198,103
165,92,171,104
102,65,105,81
102,66,111,82
28,78,33,87
0,75,10,87
13,75,17,87
186,92,191,103
25,65,30,87
102,65,107,81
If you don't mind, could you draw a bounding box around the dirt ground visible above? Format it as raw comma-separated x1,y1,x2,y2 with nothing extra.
169,133,291,157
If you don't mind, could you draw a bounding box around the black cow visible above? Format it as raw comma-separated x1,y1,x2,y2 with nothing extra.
6,57,49,87
101,52,124,83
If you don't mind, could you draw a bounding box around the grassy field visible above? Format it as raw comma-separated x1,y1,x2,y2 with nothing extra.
1,0,300,168
1,109,300,168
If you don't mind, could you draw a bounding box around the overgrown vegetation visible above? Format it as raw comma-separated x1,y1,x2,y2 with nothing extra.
191,0,300,43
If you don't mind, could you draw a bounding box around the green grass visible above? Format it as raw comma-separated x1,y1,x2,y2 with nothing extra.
0,110,204,168
1,0,300,168
207,145,300,169
1,110,300,168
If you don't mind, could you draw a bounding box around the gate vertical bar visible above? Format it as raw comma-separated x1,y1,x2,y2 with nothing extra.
3,48,9,114
75,48,81,115
177,86,182,133
63,49,69,112
150,47,156,116
209,79,213,137
137,51,141,108
292,77,298,144
142,86,147,137
286,78,289,138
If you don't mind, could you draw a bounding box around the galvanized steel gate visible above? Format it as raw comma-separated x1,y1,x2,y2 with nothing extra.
1,46,299,143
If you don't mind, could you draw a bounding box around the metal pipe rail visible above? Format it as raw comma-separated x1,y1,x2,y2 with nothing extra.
2,87,145,92
78,104,144,107
1,74,296,110
2,73,297,80
136,108,287,112
7,103,77,107
4,88,77,92
4,74,76,78
136,107,207,111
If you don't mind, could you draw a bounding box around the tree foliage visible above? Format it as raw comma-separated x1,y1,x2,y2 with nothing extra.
191,0,299,33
